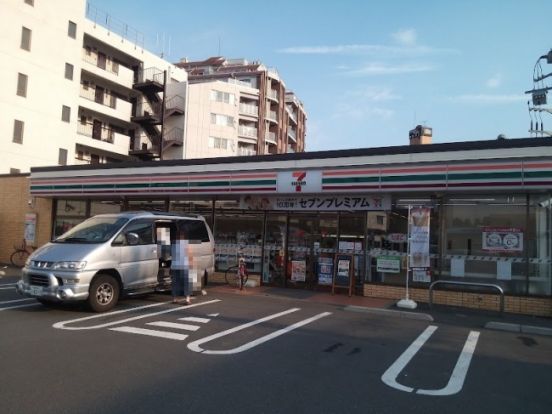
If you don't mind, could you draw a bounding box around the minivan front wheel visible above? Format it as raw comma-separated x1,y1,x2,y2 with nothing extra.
88,274,119,312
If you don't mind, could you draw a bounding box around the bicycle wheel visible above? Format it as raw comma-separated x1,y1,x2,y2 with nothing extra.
224,266,238,286
10,250,29,267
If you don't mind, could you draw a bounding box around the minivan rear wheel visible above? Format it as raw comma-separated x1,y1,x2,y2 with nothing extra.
88,274,119,312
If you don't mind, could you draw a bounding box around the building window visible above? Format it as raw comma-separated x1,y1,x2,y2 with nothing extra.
10,168,21,174
210,113,234,127
68,21,77,39
65,63,74,80
90,154,100,164
76,150,84,160
208,136,230,150
13,120,24,144
21,27,31,51
61,105,71,122
17,73,28,97
24,0,34,5
58,148,68,165
210,90,235,105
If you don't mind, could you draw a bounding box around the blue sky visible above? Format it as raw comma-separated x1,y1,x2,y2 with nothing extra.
90,0,552,151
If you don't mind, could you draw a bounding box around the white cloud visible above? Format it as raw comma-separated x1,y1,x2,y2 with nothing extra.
347,86,402,101
392,29,417,46
486,73,502,88
277,44,458,57
345,62,435,76
450,94,526,103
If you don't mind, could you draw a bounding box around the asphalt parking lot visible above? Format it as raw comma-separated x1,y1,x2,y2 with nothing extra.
1,268,551,414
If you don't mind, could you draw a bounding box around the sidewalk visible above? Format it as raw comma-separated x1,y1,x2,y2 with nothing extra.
0,265,21,279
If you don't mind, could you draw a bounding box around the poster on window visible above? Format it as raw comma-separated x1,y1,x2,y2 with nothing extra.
482,227,523,252
291,260,306,282
408,207,430,268
317,257,333,285
24,213,37,245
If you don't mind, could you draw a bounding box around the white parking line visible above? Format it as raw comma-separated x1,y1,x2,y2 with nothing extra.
0,284,16,290
179,316,211,324
381,325,480,396
147,321,200,331
188,309,332,355
381,325,437,393
416,331,480,396
110,326,189,341
0,303,40,311
53,299,221,330
0,298,35,305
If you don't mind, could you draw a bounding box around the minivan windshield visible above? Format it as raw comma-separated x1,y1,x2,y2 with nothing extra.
54,216,129,243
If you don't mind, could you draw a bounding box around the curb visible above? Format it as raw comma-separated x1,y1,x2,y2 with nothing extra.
344,305,434,322
485,321,552,337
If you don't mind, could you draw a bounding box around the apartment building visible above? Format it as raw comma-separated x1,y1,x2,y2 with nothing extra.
0,0,187,173
177,57,307,156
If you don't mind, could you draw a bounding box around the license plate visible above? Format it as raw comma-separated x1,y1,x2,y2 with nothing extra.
30,286,43,296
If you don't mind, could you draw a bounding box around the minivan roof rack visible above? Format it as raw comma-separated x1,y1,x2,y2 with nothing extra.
123,211,203,219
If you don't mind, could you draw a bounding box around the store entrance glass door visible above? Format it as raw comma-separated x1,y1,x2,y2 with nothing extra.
287,214,338,289
262,213,287,287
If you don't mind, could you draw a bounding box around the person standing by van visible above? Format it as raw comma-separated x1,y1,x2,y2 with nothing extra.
171,229,192,305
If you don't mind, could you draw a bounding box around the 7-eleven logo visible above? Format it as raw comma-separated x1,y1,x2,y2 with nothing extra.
291,171,307,192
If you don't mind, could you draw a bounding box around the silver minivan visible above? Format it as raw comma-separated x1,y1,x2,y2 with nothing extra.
16,212,215,312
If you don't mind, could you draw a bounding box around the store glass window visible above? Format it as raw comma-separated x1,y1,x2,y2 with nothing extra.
127,199,167,212
53,199,87,237
90,200,122,216
528,193,552,296
443,194,527,294
214,211,263,273
170,199,213,228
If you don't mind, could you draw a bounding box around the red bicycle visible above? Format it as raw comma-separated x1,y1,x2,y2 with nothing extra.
10,239,34,267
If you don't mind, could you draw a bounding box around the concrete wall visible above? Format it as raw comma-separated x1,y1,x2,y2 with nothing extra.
0,0,85,173
0,175,52,265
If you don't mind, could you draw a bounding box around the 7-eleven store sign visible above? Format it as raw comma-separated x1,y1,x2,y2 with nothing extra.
277,170,322,193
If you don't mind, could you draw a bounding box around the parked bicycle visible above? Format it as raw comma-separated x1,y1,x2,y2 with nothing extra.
224,257,249,290
10,239,34,267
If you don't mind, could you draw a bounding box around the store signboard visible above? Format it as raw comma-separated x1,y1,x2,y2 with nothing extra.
277,170,322,193
240,194,391,211
482,227,523,252
412,268,431,283
408,207,431,268
291,260,306,282
376,256,401,273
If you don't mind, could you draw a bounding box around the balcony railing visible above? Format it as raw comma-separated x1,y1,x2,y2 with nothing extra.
136,67,165,84
238,125,258,138
237,146,257,156
135,99,162,117
82,49,119,75
85,1,145,48
80,86,116,108
265,131,277,144
286,105,297,123
166,95,186,113
267,89,278,101
164,127,184,144
288,128,297,141
266,110,278,121
77,121,115,143
239,103,258,116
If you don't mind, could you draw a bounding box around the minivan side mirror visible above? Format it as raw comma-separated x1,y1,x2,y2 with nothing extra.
126,232,140,245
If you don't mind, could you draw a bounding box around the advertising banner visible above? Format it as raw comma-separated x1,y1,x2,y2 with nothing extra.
24,213,37,245
240,194,391,211
408,207,431,268
482,227,523,252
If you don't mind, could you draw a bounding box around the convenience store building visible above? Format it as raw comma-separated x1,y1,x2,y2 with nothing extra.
26,137,552,315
